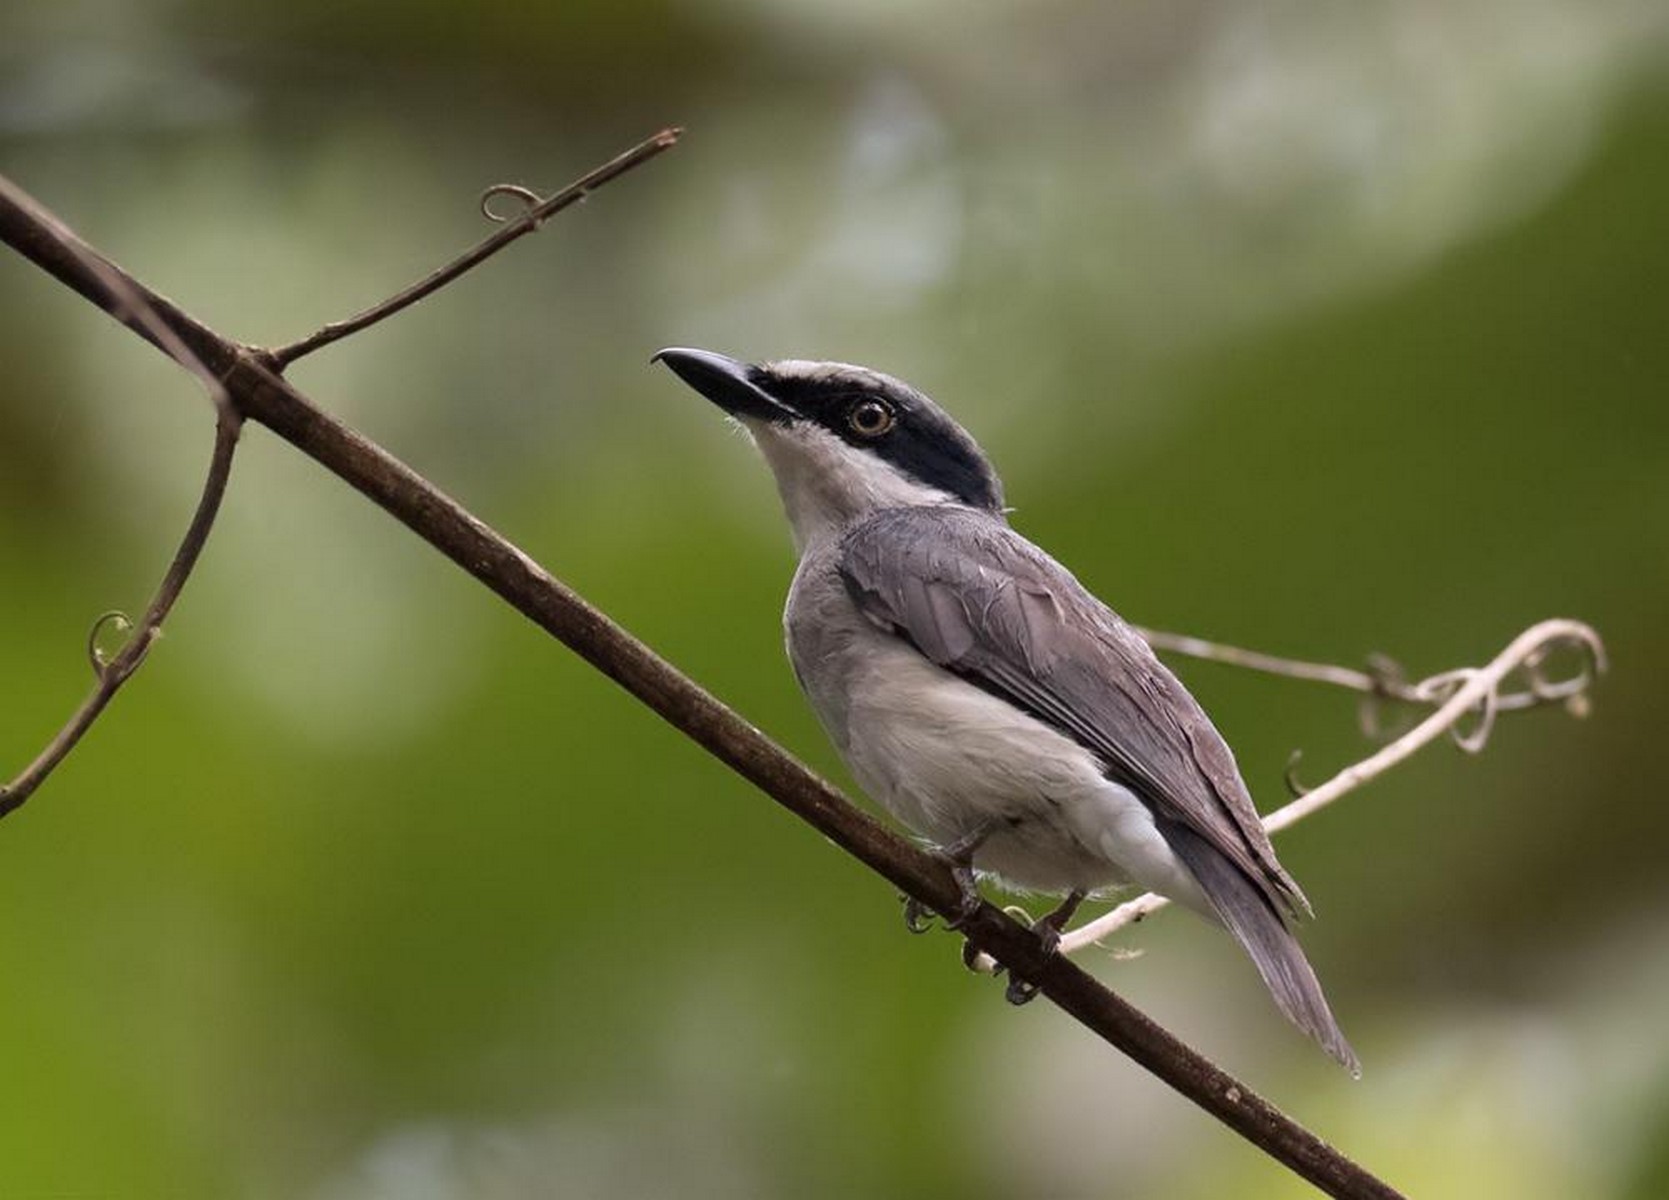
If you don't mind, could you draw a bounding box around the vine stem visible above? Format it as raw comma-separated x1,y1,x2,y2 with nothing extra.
269,127,681,366
981,618,1603,960
0,175,244,818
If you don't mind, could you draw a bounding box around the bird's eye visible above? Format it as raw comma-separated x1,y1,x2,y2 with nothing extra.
847,399,895,438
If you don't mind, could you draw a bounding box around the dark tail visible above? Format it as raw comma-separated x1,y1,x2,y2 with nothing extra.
1161,819,1360,1075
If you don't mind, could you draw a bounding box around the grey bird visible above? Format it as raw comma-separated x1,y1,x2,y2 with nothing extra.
654,347,1357,1072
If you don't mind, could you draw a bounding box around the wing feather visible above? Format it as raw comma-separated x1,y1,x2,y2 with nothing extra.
839,505,1309,920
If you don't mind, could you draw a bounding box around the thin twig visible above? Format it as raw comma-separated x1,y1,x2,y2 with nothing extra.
267,127,683,367
1048,619,1606,954
1134,626,1590,714
0,403,241,818
0,172,1414,1199
0,176,245,820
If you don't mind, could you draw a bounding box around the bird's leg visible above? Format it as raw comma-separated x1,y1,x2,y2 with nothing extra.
938,824,992,925
1034,889,1086,951
901,824,993,934
1004,889,1085,1005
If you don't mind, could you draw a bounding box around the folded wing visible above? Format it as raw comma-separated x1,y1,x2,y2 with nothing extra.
838,505,1305,918
838,505,1357,1071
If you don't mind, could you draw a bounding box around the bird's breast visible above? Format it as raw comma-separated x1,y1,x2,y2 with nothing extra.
784,551,1122,873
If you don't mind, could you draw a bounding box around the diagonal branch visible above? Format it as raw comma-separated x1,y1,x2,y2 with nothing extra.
268,127,682,367
0,164,1418,1198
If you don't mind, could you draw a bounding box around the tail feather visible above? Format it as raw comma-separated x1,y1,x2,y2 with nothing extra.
1160,818,1360,1075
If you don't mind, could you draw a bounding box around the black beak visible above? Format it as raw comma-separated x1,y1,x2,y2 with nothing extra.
652,347,794,423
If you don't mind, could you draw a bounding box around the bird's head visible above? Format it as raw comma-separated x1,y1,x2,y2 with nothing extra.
654,347,1005,549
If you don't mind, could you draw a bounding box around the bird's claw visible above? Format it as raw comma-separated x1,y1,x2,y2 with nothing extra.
1004,975,1042,1005
900,837,987,934
902,895,936,934
1001,891,1080,1006
900,865,982,935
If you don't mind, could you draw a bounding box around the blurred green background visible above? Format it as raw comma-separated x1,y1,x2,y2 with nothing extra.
2,1,1666,1197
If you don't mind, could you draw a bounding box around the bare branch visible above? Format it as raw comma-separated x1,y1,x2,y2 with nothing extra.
267,127,683,367
0,176,245,820
0,168,1420,1199
1135,625,1592,715
1050,619,1605,954
0,403,241,819
0,179,232,404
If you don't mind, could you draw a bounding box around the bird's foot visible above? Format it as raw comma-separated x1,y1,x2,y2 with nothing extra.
1004,976,1042,1004
900,860,984,934
902,895,936,934
1003,890,1085,1006
899,827,991,934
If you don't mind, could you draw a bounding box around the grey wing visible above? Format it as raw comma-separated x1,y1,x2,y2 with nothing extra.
838,505,1309,921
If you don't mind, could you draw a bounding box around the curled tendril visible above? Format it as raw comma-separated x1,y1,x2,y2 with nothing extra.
1398,630,1603,754
1452,680,1499,753
1490,635,1600,711
1364,652,1408,695
1412,668,1502,753
1052,619,1607,961
479,183,546,224
1283,749,1312,798
1523,645,1557,700
1413,670,1478,751
1357,653,1414,741
1354,636,1601,728
1354,696,1382,741
86,611,134,678
1518,639,1595,705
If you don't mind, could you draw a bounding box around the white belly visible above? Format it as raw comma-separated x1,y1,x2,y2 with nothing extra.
800,608,1204,906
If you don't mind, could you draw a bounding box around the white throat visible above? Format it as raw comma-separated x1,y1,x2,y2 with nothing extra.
747,420,956,553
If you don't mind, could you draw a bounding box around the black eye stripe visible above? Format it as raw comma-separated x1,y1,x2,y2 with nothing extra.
758,367,1004,512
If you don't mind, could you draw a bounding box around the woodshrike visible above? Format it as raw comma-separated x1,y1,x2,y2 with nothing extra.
655,347,1356,1072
